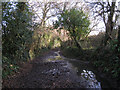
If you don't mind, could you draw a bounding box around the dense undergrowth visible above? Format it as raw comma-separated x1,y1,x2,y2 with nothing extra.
29,28,61,60
61,35,120,87
91,40,120,79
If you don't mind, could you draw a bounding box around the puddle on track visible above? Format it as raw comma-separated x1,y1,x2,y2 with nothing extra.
45,50,102,89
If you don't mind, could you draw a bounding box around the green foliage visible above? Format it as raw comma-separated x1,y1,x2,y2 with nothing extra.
54,8,90,43
2,56,19,78
2,2,33,59
61,45,81,59
2,2,33,78
110,39,118,50
91,40,120,78
29,28,62,59
110,39,120,53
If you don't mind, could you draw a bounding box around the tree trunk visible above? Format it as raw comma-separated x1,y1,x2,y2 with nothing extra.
117,26,120,49
103,24,110,46
72,36,83,51
101,2,115,47
100,23,110,46
103,15,113,46
117,26,120,88
70,28,83,51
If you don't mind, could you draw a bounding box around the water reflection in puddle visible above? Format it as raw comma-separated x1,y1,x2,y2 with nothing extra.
81,70,101,88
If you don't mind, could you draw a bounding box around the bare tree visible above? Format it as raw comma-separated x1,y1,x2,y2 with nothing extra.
29,0,62,27
29,1,86,27
86,0,120,46
116,2,120,55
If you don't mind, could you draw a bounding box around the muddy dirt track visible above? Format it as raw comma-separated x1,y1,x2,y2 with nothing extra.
3,49,86,88
3,49,101,89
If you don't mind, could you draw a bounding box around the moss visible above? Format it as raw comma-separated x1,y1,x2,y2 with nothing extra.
47,56,63,61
